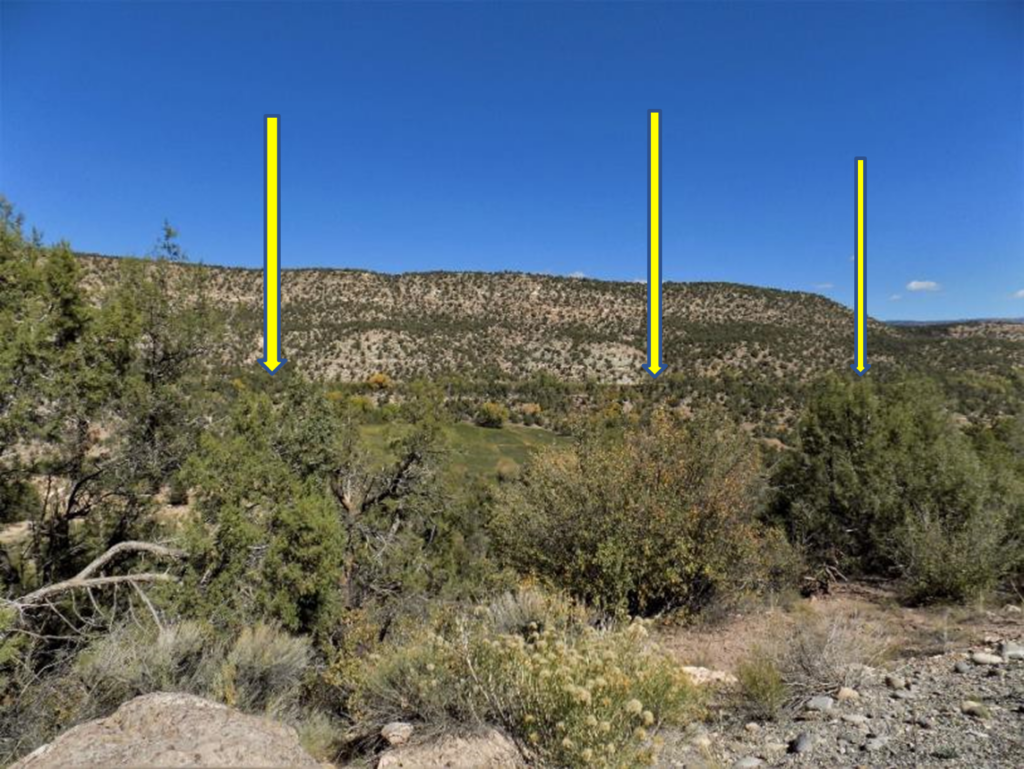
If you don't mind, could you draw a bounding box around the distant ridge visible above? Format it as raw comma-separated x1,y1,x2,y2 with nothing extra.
74,253,1024,389
887,318,1024,327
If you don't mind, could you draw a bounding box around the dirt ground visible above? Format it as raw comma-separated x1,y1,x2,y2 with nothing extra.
656,581,1024,673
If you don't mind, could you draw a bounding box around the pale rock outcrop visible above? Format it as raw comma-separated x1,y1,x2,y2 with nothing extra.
12,692,321,768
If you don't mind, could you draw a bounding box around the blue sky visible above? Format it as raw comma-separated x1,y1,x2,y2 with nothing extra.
1,1,1021,321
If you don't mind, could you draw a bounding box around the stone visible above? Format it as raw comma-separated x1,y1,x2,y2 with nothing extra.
961,700,992,719
681,665,739,687
837,686,859,701
884,674,906,690
381,722,415,746
744,722,761,732
998,641,1024,661
916,717,934,729
839,728,865,744
377,728,521,769
842,714,870,726
732,758,763,769
805,695,834,712
864,736,889,752
10,693,320,769
891,689,914,700
789,732,814,754
971,652,1003,666
954,661,971,674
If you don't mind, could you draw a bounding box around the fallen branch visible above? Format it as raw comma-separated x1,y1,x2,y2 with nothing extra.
73,541,183,581
7,540,184,609
14,573,176,608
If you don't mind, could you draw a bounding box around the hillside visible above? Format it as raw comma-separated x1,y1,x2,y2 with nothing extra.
75,254,1024,389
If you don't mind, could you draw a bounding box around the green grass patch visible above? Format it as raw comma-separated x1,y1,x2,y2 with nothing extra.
358,422,567,482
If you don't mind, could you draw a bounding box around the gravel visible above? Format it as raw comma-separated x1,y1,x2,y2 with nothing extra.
660,637,1024,768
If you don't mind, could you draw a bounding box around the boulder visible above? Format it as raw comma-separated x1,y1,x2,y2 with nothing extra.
11,692,320,768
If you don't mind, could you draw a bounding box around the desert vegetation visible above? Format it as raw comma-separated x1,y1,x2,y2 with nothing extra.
2,199,1023,766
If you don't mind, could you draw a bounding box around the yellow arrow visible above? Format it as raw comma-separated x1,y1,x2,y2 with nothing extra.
643,110,663,379
851,156,870,375
260,115,286,374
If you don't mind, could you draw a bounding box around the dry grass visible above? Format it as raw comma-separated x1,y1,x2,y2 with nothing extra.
771,610,892,699
733,606,892,717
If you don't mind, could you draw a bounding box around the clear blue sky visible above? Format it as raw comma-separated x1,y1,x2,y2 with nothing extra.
2,1,1021,320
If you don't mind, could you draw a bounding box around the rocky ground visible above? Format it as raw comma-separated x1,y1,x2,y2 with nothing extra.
14,590,1023,768
663,623,1024,768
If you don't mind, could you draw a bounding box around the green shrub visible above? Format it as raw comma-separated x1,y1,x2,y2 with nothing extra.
484,586,588,637
167,474,189,506
475,401,510,428
895,506,1009,604
771,375,1020,601
352,590,701,767
736,651,787,720
220,623,312,713
263,494,346,636
491,410,796,616
75,621,220,715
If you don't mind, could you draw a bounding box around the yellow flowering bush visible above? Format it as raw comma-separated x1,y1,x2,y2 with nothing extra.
352,590,702,767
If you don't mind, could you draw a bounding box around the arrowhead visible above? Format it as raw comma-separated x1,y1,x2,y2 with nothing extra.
259,357,288,375
642,363,664,379
850,362,871,376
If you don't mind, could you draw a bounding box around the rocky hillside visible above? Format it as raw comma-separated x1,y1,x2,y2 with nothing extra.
76,254,1024,386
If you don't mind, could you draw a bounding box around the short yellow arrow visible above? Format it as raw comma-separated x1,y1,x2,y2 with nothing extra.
851,156,870,375
260,115,287,374
643,110,663,379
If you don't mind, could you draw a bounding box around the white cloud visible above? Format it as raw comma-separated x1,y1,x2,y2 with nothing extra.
889,294,902,301
568,271,586,279
1014,289,1024,299
814,282,834,290
906,280,941,292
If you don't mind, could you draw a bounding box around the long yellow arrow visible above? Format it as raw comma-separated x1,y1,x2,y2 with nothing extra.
260,115,287,374
851,156,870,375
643,110,663,379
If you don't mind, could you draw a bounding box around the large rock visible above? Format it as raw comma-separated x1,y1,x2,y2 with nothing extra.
377,727,522,768
12,692,320,768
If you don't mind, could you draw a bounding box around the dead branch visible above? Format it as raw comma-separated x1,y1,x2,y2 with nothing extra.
13,573,176,608
74,540,183,581
7,540,184,609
